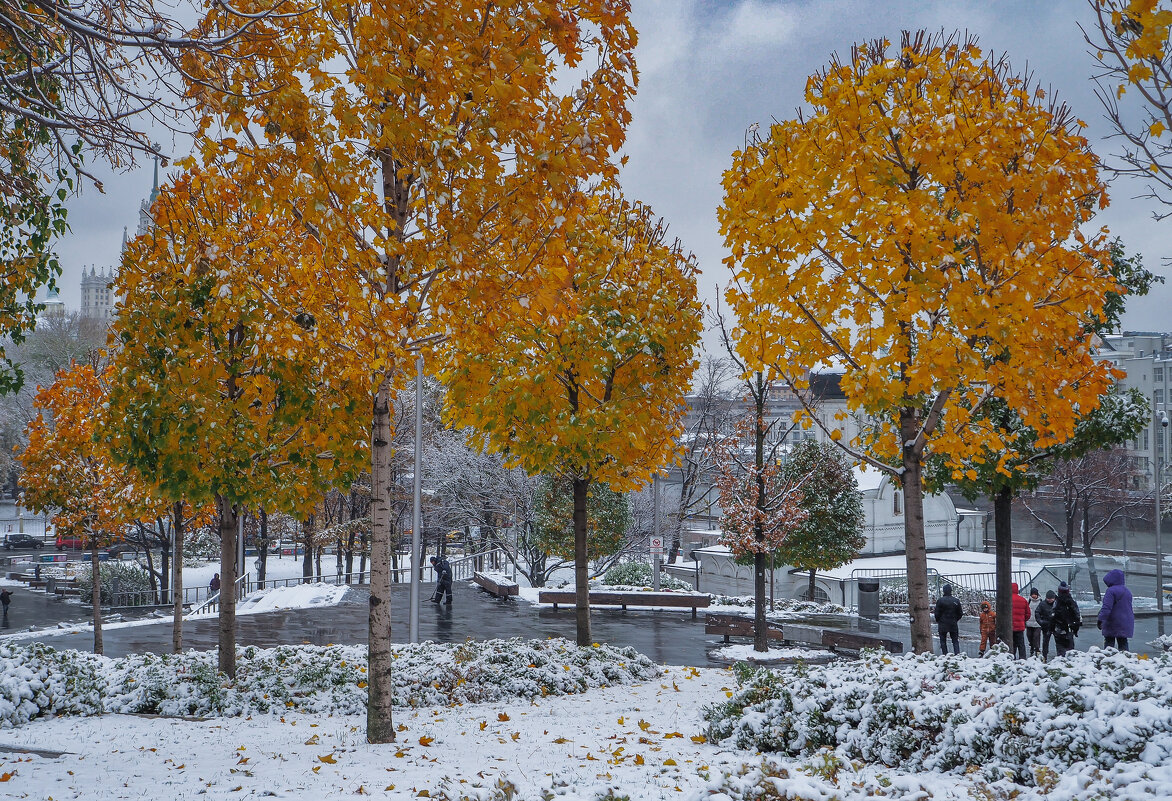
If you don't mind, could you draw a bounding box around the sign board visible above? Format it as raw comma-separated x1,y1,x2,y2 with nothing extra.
649,536,664,554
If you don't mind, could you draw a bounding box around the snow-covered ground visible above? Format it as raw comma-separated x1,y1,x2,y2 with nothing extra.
6,648,1172,800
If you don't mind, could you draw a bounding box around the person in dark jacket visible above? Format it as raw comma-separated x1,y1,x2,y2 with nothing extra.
429,555,453,604
0,588,11,615
1035,590,1057,661
1010,582,1031,660
1097,568,1134,651
1052,581,1081,656
209,573,221,593
933,583,964,655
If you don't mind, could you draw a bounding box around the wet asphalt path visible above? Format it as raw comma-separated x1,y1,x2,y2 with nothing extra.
14,582,739,665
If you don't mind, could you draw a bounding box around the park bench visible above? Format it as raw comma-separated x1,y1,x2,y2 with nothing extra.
704,613,785,643
538,589,710,619
473,572,519,599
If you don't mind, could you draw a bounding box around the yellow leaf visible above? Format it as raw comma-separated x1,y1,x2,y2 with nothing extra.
664,758,677,766
634,754,645,765
479,721,487,731
317,754,337,764
418,736,434,747
497,712,510,722
304,734,319,745
690,735,708,744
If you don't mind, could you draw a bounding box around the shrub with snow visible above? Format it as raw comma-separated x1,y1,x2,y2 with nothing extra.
707,594,846,615
0,637,660,727
601,561,691,590
705,648,1172,785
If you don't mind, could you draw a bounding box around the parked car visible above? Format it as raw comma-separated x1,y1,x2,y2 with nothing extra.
105,543,138,558
55,535,87,550
3,533,43,550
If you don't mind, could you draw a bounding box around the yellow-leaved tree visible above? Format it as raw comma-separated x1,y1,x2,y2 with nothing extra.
719,32,1120,653
105,164,368,678
19,361,168,654
179,0,638,741
443,183,702,646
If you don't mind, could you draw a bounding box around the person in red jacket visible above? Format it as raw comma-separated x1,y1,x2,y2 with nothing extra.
1010,582,1031,660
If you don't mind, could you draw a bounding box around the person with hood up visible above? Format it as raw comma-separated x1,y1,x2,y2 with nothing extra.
1025,587,1043,657
978,600,996,656
1052,581,1081,656
1096,568,1134,651
933,583,964,655
1011,582,1031,660
1035,590,1057,661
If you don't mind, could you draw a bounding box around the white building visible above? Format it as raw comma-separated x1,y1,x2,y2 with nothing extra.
1092,332,1171,485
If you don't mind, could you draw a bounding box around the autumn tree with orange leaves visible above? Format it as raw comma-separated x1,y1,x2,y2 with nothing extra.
19,362,168,654
105,165,368,678
179,0,638,741
720,32,1121,653
443,183,701,647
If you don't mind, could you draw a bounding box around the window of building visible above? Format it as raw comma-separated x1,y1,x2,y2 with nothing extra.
1144,430,1150,450
1157,367,1165,382
1157,389,1165,405
893,490,902,516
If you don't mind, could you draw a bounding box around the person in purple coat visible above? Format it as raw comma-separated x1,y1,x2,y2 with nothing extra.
1096,569,1134,651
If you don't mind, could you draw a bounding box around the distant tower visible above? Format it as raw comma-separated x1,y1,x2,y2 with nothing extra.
81,148,161,323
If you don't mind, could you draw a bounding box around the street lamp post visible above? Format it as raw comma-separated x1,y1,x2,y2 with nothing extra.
1157,410,1169,614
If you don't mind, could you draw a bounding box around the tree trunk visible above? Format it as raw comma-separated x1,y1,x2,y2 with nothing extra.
143,537,158,603
808,569,817,602
573,476,592,647
753,551,768,651
752,373,768,653
216,493,238,678
172,501,184,654
90,533,103,655
1082,505,1102,603
994,485,1014,648
900,409,933,654
367,380,395,743
302,516,314,581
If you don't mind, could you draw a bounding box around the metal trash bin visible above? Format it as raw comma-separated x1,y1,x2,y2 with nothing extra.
858,579,880,620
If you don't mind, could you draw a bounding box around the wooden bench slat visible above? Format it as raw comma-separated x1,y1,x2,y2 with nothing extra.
537,590,709,618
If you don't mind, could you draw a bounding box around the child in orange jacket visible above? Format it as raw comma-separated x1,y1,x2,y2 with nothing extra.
979,601,996,656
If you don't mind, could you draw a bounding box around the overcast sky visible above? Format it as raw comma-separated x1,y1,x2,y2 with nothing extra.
53,0,1172,350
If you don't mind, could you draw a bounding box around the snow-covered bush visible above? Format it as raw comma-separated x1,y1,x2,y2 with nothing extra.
74,561,154,604
0,638,661,727
707,594,846,615
601,561,690,590
705,648,1172,785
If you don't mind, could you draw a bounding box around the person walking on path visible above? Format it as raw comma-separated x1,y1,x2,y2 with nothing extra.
1053,581,1081,657
0,588,11,615
209,573,221,593
1035,590,1057,661
1025,588,1043,657
933,583,964,655
1011,583,1031,660
429,555,453,604
1097,568,1134,652
978,600,996,656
